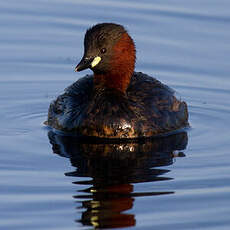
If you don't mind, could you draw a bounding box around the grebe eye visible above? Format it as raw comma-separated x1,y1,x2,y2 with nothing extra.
101,48,107,54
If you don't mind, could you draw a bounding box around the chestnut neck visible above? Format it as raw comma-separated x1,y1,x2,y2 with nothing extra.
94,32,136,93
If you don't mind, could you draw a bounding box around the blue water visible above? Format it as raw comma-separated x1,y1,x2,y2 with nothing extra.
1,0,230,229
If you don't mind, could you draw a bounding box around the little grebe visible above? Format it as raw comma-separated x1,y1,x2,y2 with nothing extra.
47,23,189,138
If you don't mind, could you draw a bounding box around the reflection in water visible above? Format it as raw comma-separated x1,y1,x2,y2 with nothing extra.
48,131,188,229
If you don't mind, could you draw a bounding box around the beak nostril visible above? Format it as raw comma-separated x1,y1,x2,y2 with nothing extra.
83,56,93,63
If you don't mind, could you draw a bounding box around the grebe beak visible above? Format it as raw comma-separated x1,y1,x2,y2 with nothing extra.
75,56,94,72
75,56,101,72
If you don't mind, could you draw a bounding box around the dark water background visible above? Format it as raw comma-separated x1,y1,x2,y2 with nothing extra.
1,0,230,229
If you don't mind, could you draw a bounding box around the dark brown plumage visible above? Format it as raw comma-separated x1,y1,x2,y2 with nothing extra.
47,23,189,138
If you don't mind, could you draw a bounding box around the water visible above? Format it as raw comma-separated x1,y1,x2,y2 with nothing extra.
1,0,230,229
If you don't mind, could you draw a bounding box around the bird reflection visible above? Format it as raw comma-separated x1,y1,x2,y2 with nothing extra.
48,131,188,229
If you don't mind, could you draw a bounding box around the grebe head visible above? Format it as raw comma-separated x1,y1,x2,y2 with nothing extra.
75,23,136,93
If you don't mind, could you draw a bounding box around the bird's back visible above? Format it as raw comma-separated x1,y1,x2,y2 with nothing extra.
47,72,189,138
